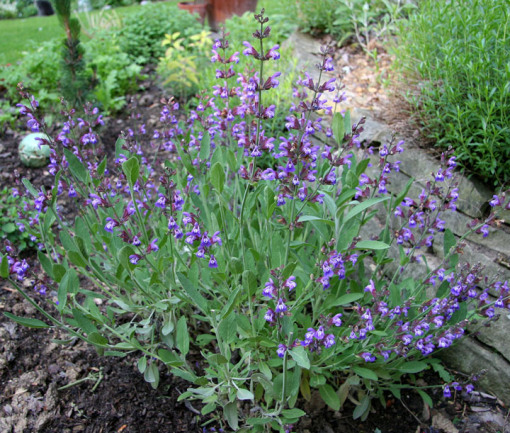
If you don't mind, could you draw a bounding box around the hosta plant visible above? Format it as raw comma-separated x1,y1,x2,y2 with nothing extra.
2,10,510,432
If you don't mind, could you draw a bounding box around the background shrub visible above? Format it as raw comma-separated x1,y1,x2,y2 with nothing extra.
117,3,203,64
393,0,510,187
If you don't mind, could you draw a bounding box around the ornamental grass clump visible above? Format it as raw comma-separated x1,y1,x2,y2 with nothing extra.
2,10,510,432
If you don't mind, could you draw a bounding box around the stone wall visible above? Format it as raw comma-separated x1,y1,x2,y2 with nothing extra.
354,111,510,404
286,31,510,404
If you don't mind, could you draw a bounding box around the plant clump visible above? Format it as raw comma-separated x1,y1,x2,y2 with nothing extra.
2,9,510,433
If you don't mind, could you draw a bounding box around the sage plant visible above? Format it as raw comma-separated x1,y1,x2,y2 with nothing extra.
3,10,510,432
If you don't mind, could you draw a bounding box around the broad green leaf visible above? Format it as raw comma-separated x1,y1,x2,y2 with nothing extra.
122,156,140,188
220,286,241,317
344,110,351,133
177,272,208,313
344,196,390,224
1,254,10,278
247,417,274,426
282,408,306,419
319,384,340,411
71,308,97,335
398,361,428,374
68,251,88,268
355,240,390,250
297,215,335,226
289,346,311,369
208,354,228,364
176,316,190,355
332,112,346,144
37,251,55,279
64,148,89,184
217,313,237,345
353,366,378,381
331,292,363,307
417,389,433,407
3,312,50,329
88,332,108,346
2,222,15,234
210,162,225,193
223,402,239,430
137,356,147,374
22,178,39,197
237,388,254,400
158,349,184,367
144,363,160,388
353,395,370,420
300,374,311,401
444,228,456,256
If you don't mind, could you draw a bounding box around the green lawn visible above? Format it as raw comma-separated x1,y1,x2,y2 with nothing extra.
0,0,289,65
0,1,180,64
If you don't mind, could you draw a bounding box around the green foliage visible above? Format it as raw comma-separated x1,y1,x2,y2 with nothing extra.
0,28,143,117
393,0,510,186
117,3,203,64
85,31,143,113
55,0,90,105
288,0,413,47
15,0,37,18
0,187,39,252
157,30,212,101
0,41,62,122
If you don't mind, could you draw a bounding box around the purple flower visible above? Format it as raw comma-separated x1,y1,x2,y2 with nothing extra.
263,279,277,298
275,298,288,314
242,41,258,57
129,254,141,265
264,309,275,323
332,313,342,327
324,334,335,348
364,279,376,296
443,385,451,398
277,344,287,358
147,238,159,253
168,216,178,230
212,231,222,245
104,217,118,233
266,44,280,60
315,326,325,340
361,352,376,362
283,276,296,291
155,195,166,208
489,195,502,207
208,255,218,268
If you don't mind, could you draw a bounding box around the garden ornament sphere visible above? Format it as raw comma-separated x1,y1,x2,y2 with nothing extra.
19,133,51,168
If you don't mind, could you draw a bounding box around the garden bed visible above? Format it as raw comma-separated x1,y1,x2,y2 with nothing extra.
1,44,509,432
